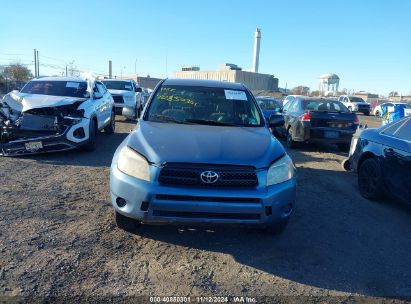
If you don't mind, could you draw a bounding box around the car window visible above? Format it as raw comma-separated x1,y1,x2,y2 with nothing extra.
102,81,133,91
145,85,263,127
283,100,292,112
302,99,349,112
20,80,89,98
381,117,411,141
288,100,299,112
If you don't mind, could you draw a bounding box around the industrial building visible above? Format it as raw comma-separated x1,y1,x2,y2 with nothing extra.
173,29,279,92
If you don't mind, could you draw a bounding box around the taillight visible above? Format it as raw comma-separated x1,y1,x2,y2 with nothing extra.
354,116,359,124
299,112,311,121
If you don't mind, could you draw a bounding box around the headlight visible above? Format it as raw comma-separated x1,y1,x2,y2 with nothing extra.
267,154,295,186
117,146,150,181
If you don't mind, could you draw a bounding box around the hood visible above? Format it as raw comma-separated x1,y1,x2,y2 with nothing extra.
125,121,285,168
107,89,134,96
3,92,87,112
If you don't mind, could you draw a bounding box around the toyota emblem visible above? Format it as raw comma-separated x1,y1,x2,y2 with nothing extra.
200,170,219,184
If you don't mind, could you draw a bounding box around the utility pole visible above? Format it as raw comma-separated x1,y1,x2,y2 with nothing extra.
66,65,68,76
36,50,39,77
109,60,112,78
33,49,37,77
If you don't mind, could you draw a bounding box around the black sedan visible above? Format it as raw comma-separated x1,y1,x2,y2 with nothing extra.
279,97,359,150
344,116,411,203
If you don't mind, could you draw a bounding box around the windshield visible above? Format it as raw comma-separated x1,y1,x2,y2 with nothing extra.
303,99,350,112
145,85,263,127
256,98,282,110
350,97,366,103
102,81,133,91
20,80,89,98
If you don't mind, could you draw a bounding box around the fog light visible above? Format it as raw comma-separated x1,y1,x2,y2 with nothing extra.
73,127,85,139
116,197,127,208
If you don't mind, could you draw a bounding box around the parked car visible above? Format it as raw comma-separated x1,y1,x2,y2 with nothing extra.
102,79,143,119
110,79,296,233
255,96,282,121
342,116,411,203
279,97,359,150
373,102,411,117
0,77,115,156
282,95,303,108
338,95,370,115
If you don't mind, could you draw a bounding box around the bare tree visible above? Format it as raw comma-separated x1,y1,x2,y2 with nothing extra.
292,86,310,96
1,63,33,81
389,91,398,97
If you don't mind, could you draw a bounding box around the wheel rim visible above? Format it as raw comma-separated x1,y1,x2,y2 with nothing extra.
359,162,378,196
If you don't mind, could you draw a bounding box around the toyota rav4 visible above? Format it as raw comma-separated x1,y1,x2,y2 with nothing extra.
110,79,296,233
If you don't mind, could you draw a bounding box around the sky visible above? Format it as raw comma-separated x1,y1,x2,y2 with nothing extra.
0,0,410,96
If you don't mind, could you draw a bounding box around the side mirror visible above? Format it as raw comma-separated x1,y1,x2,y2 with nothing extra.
135,87,142,93
269,114,284,128
93,92,103,99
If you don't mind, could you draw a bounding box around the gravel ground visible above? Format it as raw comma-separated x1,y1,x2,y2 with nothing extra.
1,114,411,303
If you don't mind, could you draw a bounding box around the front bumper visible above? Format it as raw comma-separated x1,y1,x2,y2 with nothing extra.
293,126,356,144
110,165,296,227
0,119,90,156
114,104,135,119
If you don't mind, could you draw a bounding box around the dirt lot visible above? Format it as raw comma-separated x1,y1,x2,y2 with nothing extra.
1,114,411,302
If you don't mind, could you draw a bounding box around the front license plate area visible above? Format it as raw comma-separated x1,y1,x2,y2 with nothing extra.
324,131,339,139
25,141,43,151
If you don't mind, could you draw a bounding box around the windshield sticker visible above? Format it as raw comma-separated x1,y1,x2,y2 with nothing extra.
66,82,80,89
224,90,247,101
125,85,132,90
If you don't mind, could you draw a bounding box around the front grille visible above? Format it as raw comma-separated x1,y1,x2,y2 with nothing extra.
112,95,124,103
158,163,258,188
156,194,261,203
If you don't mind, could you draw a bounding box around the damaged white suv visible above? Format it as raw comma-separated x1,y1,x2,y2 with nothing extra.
0,77,115,156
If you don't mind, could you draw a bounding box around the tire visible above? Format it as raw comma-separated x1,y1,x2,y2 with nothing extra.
348,106,353,112
341,158,352,171
286,128,297,149
375,110,380,117
115,211,141,233
358,158,385,201
261,219,289,235
337,143,350,152
104,111,115,134
82,118,97,152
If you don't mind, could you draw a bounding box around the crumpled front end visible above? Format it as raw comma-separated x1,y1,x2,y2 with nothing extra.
0,94,89,156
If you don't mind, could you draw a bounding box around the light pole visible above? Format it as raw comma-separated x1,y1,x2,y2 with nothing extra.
120,66,126,79
134,59,138,76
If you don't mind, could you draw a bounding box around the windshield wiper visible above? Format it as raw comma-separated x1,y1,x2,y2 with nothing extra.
149,114,191,124
185,119,238,126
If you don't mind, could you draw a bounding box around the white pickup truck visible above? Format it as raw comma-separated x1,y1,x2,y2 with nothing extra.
338,95,370,115
102,79,143,119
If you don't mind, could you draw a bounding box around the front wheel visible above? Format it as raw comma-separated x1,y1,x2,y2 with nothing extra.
375,110,380,117
358,158,384,201
115,211,141,233
348,106,353,112
104,111,115,134
81,118,97,152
